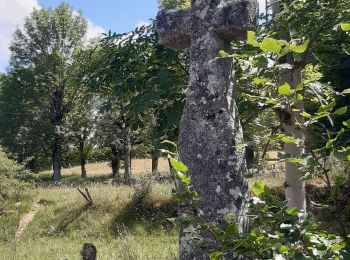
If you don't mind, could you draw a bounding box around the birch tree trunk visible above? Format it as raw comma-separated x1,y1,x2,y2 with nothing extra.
271,0,306,212
280,68,306,211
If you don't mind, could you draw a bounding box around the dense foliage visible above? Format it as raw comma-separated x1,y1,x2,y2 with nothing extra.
0,4,88,177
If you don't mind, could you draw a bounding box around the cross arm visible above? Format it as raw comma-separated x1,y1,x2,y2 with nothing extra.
214,0,258,41
155,9,191,50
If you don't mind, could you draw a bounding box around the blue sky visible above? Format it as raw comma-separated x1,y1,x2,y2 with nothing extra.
38,0,159,34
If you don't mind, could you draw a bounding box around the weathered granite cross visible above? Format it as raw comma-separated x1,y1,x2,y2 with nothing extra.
156,0,257,259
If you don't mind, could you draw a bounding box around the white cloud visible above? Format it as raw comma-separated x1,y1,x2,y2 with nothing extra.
0,0,41,68
0,0,105,72
135,20,151,28
86,20,106,40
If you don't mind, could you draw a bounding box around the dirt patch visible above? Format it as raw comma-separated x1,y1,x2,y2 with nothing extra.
16,202,40,239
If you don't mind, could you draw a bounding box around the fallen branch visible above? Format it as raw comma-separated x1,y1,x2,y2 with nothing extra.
77,188,93,205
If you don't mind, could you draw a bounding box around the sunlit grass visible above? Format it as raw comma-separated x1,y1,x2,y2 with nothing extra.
0,180,178,260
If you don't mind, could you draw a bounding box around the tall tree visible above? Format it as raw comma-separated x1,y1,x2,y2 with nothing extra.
6,4,87,181
89,24,188,182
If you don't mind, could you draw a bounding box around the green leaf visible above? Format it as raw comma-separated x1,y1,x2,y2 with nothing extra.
318,100,335,113
279,245,291,253
297,93,303,101
260,37,281,53
265,99,277,105
301,112,311,118
287,158,302,163
331,243,347,252
340,23,350,31
253,78,269,85
290,39,310,53
210,252,224,260
219,50,229,58
333,107,347,115
169,158,188,172
252,181,265,196
280,136,300,144
326,139,334,148
343,119,350,128
343,89,350,94
287,208,298,216
225,223,238,235
176,172,191,184
247,31,259,47
296,84,304,91
278,83,291,95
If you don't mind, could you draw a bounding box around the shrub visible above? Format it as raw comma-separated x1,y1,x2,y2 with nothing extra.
0,148,33,201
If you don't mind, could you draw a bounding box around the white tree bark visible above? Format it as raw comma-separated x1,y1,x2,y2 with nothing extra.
271,0,306,212
281,68,306,212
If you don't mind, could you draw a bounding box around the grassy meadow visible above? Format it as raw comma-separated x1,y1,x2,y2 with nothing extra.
0,159,178,260
1,155,337,260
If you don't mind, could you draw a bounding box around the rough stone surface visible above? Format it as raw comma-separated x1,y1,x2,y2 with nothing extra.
156,9,191,50
80,243,97,260
156,1,258,259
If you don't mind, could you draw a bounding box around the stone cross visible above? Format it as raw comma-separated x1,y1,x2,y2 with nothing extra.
156,0,257,259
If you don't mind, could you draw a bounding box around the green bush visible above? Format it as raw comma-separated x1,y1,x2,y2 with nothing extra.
0,148,32,201
168,155,350,259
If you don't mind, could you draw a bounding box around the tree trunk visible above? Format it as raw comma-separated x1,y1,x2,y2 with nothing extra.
51,84,66,183
280,68,306,211
151,139,159,173
80,140,87,178
110,144,120,180
271,0,306,212
123,123,131,184
152,156,159,173
52,135,62,183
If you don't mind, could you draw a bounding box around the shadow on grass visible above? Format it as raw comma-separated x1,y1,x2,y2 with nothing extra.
110,184,177,235
53,203,92,234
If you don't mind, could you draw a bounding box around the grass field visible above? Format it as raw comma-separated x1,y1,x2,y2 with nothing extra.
0,159,178,260
1,156,319,260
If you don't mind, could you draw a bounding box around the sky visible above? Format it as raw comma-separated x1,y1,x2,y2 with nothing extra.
0,0,266,73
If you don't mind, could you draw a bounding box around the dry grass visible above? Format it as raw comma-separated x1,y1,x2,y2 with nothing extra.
39,158,170,178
